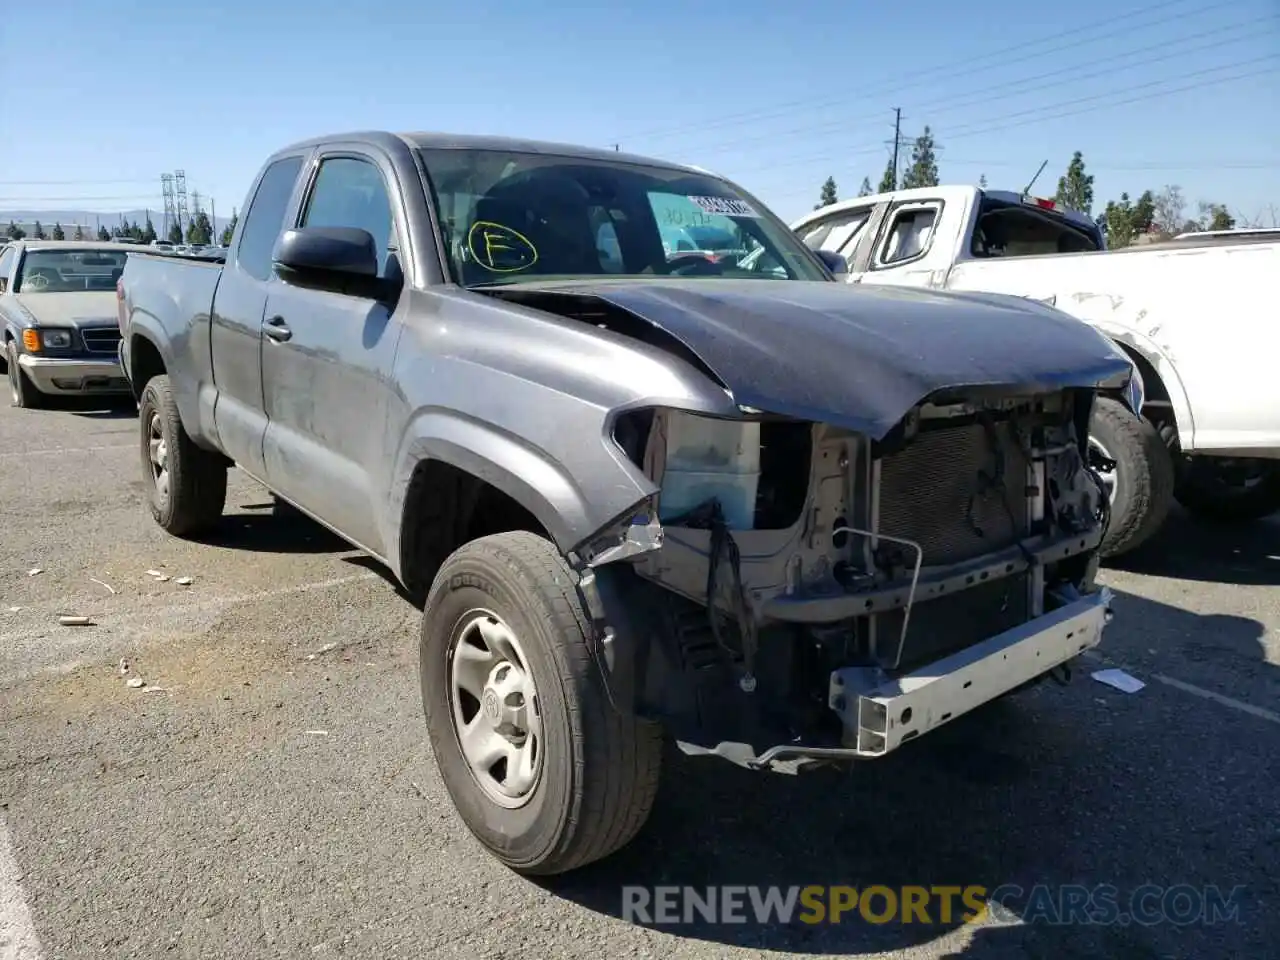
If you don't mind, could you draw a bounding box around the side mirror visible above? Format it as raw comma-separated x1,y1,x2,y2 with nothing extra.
273,227,380,291
814,249,848,276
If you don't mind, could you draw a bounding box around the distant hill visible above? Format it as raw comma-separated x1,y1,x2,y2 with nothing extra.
1,208,233,239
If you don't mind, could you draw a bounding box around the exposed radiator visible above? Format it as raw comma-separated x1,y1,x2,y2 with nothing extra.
877,420,1031,567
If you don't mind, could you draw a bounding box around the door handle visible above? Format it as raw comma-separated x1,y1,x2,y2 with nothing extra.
263,315,292,342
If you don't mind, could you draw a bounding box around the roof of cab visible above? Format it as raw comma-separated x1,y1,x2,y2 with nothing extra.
270,129,703,176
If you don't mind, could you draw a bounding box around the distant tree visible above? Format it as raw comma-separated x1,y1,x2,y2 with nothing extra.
857,177,873,197
1054,151,1095,215
1203,203,1235,231
142,217,157,244
1151,185,1186,238
6,221,25,240
126,219,144,241
1130,190,1156,235
1099,193,1135,248
52,222,66,241
74,224,86,241
167,222,183,244
96,225,111,241
900,126,939,189
33,221,47,240
814,176,839,210
978,173,988,189
877,155,896,193
187,211,214,245
220,209,238,245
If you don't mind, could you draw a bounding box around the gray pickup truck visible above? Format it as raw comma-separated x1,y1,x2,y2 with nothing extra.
118,130,1134,875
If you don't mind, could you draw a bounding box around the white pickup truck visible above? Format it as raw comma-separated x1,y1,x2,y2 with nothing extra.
787,185,1280,557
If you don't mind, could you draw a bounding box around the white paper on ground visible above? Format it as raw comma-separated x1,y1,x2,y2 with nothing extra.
1092,668,1145,694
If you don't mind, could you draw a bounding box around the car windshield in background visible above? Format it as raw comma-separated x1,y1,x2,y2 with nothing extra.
417,148,827,285
16,249,129,293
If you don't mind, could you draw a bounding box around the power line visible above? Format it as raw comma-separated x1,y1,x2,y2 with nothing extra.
0,194,161,203
0,178,156,186
616,0,1236,142
679,17,1273,160
727,57,1280,188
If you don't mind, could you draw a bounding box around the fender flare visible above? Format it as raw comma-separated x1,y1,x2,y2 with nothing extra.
124,316,202,431
384,408,654,580
1089,319,1195,448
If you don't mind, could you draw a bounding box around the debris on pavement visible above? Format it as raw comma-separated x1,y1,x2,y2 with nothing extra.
305,642,339,661
58,615,94,627
145,569,170,582
1092,668,1146,694
305,730,329,736
28,567,42,577
7,606,20,613
126,677,146,689
118,657,130,676
175,576,193,586
89,577,118,594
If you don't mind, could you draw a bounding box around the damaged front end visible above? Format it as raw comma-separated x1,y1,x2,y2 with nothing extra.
574,387,1115,772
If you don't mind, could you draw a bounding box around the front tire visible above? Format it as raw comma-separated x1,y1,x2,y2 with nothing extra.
420,531,663,876
7,341,46,409
1088,397,1175,558
138,374,227,536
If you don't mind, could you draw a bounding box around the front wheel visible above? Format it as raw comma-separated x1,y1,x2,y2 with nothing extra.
1175,457,1280,523
7,341,46,409
1088,397,1176,558
138,374,228,536
419,531,663,876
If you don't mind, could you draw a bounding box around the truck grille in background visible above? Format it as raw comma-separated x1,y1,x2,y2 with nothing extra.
879,575,1031,671
877,421,1030,567
80,328,122,354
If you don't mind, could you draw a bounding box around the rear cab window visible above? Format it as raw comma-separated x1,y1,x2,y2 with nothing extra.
235,156,305,281
971,197,1102,258
798,207,873,259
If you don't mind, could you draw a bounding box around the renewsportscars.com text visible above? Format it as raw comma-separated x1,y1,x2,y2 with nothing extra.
622,884,1246,927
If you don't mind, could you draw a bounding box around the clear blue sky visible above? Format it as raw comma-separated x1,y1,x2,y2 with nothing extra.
2,0,1277,225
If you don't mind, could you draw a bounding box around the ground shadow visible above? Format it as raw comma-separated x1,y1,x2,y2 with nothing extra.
47,394,137,417
542,589,1277,957
1107,507,1280,586
193,507,351,555
342,553,417,607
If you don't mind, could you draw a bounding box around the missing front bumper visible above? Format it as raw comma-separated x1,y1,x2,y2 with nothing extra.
674,588,1112,772
829,587,1112,756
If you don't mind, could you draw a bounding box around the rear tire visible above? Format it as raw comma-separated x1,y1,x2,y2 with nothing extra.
1088,397,1175,558
139,374,227,536
1175,457,1280,523
7,341,46,409
419,531,663,876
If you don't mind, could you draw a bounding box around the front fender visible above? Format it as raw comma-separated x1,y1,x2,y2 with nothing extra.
384,408,657,580
1089,318,1195,447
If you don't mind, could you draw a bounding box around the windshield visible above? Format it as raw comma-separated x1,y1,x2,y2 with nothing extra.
16,248,128,293
417,148,827,285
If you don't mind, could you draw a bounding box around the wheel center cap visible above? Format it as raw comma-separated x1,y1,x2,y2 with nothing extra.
481,688,501,723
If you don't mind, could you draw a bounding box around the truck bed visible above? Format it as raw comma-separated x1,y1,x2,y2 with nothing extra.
119,252,224,449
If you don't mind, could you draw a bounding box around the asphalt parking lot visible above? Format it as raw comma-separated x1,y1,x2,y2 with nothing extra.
1,396,1277,960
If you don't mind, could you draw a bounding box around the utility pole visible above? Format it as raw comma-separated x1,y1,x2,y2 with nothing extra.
890,108,902,187
211,198,216,243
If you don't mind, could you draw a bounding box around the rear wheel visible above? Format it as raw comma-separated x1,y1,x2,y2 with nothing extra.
1088,397,1175,558
7,341,46,409
1175,457,1280,523
419,531,663,876
138,374,227,536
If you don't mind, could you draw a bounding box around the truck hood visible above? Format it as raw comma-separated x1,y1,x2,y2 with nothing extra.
483,279,1133,438
12,292,119,328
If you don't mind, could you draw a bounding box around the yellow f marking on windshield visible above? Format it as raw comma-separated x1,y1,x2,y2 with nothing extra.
467,221,538,273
